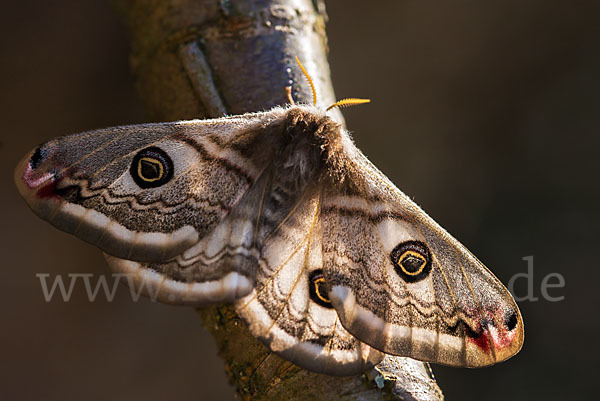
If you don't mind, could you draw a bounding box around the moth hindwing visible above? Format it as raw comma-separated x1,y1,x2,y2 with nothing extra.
15,104,523,375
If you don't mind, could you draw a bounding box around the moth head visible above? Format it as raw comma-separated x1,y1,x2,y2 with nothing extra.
13,122,250,262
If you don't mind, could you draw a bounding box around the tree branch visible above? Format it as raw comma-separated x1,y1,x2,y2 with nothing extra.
111,0,443,399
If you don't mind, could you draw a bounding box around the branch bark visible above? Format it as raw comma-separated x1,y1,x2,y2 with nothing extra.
111,1,444,400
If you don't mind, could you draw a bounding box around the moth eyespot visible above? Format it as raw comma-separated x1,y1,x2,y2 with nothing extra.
390,240,432,283
399,250,426,274
130,147,173,189
309,270,333,309
505,311,518,331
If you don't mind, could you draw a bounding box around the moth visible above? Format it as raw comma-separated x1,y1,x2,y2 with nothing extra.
14,59,523,376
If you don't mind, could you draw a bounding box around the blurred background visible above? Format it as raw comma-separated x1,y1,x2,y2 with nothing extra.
1,1,598,400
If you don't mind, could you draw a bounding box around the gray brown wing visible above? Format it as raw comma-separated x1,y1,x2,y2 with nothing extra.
15,110,287,262
322,149,524,368
233,185,383,375
104,168,274,304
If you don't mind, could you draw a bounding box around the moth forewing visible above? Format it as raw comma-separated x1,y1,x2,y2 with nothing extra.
14,109,289,262
321,144,524,368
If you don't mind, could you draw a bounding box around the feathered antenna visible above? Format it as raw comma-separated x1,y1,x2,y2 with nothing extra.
295,56,317,106
294,57,370,111
326,98,370,111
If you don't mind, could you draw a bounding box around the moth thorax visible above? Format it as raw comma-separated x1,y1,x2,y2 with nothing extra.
272,108,336,185
281,107,343,177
